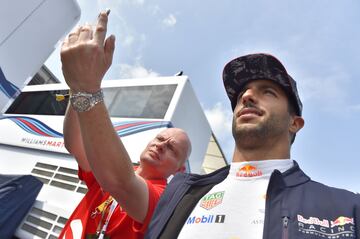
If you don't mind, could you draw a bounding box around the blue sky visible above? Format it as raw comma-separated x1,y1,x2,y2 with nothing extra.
45,0,360,192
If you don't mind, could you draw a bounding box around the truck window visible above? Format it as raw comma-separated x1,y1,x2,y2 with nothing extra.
5,84,177,119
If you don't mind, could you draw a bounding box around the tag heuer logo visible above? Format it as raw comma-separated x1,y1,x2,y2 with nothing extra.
200,191,225,210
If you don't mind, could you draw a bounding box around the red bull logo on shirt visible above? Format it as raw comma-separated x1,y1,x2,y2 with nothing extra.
200,191,225,210
236,165,262,178
297,214,355,238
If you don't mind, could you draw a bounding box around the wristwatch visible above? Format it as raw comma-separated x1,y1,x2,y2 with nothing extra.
70,89,104,112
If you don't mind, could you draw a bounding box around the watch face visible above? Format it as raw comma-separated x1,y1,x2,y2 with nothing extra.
72,95,91,112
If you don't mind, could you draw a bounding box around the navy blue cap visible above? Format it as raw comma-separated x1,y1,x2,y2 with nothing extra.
223,53,302,116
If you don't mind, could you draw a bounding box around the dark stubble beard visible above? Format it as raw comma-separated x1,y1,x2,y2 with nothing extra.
232,109,288,150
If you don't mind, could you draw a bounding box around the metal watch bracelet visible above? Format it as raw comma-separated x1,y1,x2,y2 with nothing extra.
70,89,104,112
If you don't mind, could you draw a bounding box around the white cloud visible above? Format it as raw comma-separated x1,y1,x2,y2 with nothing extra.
96,0,121,14
205,102,232,139
348,104,360,111
134,0,145,5
96,0,144,8
162,14,177,27
204,102,234,161
150,5,161,15
118,63,159,78
122,35,134,46
297,66,351,112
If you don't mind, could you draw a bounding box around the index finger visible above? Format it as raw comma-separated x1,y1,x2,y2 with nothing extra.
93,11,109,45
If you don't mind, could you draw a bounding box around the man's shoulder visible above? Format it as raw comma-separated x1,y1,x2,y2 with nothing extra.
170,165,230,185
146,178,167,185
309,179,360,198
288,162,360,201
144,178,167,194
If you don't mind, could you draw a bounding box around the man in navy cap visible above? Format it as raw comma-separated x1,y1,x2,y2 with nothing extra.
146,53,360,239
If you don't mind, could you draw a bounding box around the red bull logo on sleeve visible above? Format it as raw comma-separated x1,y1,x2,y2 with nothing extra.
236,165,262,178
200,191,225,210
297,214,355,238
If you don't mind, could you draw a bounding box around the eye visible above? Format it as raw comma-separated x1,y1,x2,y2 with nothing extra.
167,140,178,153
264,88,277,96
157,136,165,141
167,141,175,150
167,144,174,151
237,90,245,102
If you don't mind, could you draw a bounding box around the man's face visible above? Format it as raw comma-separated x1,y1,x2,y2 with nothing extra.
232,79,293,148
139,128,189,178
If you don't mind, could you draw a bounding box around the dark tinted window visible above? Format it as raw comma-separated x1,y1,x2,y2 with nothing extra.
5,90,69,115
5,84,177,119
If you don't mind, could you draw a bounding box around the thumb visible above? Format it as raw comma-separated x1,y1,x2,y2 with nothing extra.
104,35,115,66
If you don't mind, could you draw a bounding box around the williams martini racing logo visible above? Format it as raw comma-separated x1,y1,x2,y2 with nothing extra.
200,191,225,210
297,214,355,238
236,165,263,178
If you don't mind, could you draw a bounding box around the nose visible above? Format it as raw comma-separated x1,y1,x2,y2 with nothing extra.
239,88,257,105
155,140,168,152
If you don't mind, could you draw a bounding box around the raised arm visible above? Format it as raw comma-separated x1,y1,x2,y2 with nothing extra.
60,11,149,222
61,26,90,171
63,101,90,171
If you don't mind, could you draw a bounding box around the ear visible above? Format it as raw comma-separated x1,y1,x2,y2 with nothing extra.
289,115,304,134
